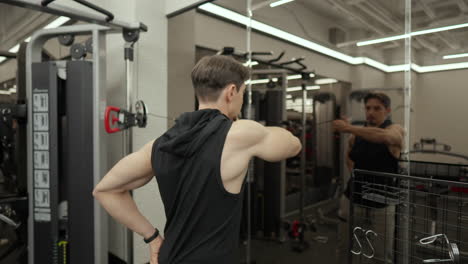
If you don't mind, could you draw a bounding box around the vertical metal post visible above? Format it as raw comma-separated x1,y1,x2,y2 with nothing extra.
348,171,355,264
279,72,288,240
93,28,108,264
124,42,134,263
246,0,253,263
123,43,134,160
402,0,412,263
300,84,307,220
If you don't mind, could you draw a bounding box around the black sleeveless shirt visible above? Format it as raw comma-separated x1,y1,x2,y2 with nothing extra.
151,109,244,264
347,120,399,208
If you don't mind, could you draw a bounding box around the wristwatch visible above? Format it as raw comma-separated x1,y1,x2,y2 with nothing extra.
143,228,160,244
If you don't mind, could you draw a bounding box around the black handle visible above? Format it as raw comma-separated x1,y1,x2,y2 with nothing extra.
0,51,17,58
41,0,114,22
41,0,56,6
74,0,114,22
251,51,273,56
268,51,285,63
280,57,304,66
139,23,148,32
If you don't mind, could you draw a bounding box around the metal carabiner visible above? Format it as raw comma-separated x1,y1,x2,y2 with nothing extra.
420,234,460,263
351,227,364,255
363,230,377,259
448,243,460,264
420,234,444,245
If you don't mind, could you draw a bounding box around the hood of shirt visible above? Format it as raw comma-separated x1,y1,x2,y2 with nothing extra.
158,109,230,157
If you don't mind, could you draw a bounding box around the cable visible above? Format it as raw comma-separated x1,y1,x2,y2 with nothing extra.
147,113,176,121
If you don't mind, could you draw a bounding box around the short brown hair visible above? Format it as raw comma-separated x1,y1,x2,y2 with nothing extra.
191,55,249,102
364,92,391,108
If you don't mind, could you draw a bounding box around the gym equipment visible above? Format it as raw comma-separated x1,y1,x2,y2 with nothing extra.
420,234,460,264
410,138,468,162
218,47,313,77
41,0,114,22
85,38,93,54
105,100,148,134
288,82,310,253
283,219,310,252
27,25,111,264
22,22,146,264
350,227,377,259
313,92,337,187
349,167,468,263
283,92,341,231
239,69,289,243
0,43,28,264
2,0,148,32
58,35,74,47
70,43,87,60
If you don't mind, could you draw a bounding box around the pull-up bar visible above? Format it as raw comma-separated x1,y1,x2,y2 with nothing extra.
1,0,147,32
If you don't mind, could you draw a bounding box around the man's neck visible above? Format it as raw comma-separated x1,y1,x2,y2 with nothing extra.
368,120,386,128
198,103,231,120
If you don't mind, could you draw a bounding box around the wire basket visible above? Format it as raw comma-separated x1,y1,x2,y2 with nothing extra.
348,161,468,264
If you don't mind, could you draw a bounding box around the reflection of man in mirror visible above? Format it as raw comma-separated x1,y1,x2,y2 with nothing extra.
333,92,404,263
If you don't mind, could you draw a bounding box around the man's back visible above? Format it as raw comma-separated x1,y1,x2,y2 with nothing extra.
93,55,302,264
153,109,302,263
153,109,242,264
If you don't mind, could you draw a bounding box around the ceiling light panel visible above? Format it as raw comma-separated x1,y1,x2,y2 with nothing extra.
270,0,295,8
198,3,468,73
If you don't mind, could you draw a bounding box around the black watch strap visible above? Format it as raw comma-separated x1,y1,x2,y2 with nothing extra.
143,228,159,244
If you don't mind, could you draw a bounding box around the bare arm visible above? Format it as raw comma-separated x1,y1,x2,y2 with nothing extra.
93,140,156,240
346,135,355,172
346,124,404,146
233,120,302,162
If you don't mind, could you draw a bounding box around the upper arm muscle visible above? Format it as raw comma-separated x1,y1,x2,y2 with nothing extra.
254,127,301,162
386,125,404,146
228,120,301,163
94,140,155,193
346,135,355,171
233,120,301,162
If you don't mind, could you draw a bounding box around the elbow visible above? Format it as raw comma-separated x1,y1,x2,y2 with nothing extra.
93,187,126,199
92,187,102,200
291,136,302,156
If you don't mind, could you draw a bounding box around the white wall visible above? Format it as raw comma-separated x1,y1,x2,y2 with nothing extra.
132,0,168,262
410,69,468,163
168,10,196,126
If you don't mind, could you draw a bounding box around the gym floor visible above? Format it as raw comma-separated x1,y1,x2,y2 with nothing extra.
239,224,341,264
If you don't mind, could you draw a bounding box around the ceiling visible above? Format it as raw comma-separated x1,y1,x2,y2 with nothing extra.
214,0,468,65
0,3,54,53
320,0,468,53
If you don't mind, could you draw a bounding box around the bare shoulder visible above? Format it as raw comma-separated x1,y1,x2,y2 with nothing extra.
139,139,157,158
229,119,265,137
231,119,264,130
227,120,266,149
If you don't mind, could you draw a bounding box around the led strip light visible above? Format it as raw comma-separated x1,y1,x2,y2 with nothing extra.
198,3,468,73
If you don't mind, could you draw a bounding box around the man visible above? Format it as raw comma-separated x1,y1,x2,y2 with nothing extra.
93,55,302,264
333,92,404,263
